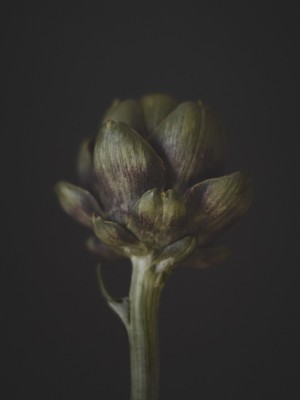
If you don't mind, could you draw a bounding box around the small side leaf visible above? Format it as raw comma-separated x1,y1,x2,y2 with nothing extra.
96,265,129,327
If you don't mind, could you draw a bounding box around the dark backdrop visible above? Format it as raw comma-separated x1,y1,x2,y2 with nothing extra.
3,2,299,399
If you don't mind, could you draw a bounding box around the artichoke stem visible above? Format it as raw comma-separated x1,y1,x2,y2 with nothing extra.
128,255,164,400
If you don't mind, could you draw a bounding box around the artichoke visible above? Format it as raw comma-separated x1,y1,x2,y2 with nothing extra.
56,94,252,268
55,94,252,400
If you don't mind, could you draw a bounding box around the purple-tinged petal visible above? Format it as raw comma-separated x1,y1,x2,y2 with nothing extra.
55,182,102,227
151,101,225,191
184,172,253,243
94,120,165,216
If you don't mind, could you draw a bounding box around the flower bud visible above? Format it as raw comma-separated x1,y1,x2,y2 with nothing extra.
56,94,252,267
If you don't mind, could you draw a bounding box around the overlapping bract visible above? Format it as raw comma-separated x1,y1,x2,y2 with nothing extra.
56,94,252,266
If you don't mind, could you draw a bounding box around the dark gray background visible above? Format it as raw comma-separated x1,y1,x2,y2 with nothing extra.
3,2,299,399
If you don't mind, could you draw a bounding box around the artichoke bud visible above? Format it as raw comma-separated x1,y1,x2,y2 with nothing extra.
56,93,252,267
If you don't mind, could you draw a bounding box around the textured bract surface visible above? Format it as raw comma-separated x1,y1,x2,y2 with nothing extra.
56,94,252,267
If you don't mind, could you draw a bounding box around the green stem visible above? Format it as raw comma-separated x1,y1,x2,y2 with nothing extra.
98,237,195,399
128,255,164,400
